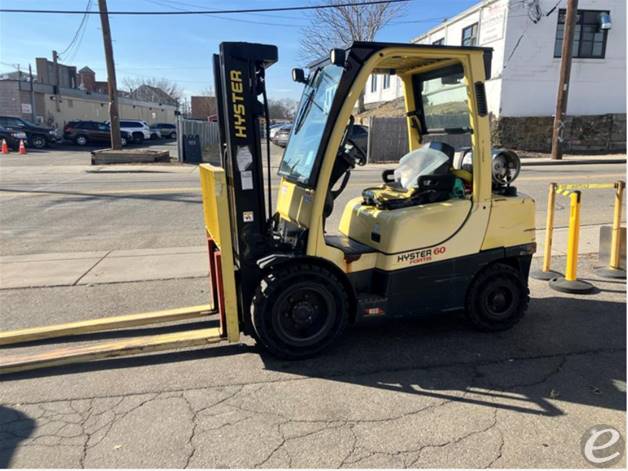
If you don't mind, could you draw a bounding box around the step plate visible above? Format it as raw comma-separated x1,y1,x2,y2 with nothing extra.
0,327,223,375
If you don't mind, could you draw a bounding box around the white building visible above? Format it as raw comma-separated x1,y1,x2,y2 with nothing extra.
365,0,626,119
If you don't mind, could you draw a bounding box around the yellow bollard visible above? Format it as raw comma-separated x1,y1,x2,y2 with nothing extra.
531,183,561,280
609,181,625,269
564,191,581,281
549,190,595,294
596,180,626,279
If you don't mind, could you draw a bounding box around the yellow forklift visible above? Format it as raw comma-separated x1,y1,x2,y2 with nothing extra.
0,41,535,373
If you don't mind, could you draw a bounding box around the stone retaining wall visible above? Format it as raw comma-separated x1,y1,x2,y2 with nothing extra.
491,114,626,153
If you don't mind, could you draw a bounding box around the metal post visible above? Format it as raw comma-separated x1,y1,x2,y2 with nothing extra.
550,0,578,160
98,0,122,150
531,182,561,280
549,190,594,293
596,180,626,279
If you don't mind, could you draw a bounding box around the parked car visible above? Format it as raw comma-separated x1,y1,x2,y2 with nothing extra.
150,123,176,139
0,116,58,149
272,124,292,147
268,123,286,140
119,120,152,144
0,125,28,150
63,120,130,146
149,128,162,140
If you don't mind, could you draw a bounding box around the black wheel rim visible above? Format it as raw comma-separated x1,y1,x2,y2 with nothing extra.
481,279,518,320
271,281,336,347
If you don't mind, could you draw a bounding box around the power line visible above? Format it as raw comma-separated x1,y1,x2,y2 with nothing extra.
141,0,307,28
59,0,93,60
0,0,411,15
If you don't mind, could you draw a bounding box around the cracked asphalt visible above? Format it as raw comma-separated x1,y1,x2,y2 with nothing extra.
1,255,625,468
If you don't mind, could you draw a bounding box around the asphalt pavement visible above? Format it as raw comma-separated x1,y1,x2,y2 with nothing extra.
0,142,625,256
0,143,626,468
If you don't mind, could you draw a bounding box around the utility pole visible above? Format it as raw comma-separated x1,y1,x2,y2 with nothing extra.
28,64,36,122
98,0,121,150
550,0,578,160
52,50,61,112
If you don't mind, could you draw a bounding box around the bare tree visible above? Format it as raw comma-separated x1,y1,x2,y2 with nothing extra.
122,76,184,103
268,98,298,120
300,0,405,112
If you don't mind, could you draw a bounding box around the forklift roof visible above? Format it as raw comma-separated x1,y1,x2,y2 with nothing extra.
307,41,493,78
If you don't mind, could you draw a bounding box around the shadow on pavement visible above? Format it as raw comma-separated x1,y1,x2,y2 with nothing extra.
3,296,625,419
0,405,35,468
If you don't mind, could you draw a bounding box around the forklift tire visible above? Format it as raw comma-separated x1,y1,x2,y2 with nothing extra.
465,263,529,332
251,264,349,359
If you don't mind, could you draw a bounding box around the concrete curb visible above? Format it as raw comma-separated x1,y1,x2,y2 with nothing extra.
521,158,626,166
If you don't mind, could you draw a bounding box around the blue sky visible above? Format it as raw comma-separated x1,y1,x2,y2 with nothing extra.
0,0,476,100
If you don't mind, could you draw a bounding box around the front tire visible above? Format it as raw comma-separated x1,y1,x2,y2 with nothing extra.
169,131,176,139
465,263,529,332
31,135,46,149
133,133,145,144
251,264,349,359
75,135,88,146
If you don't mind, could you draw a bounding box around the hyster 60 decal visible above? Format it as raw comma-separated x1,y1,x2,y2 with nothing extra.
229,70,246,138
397,246,446,265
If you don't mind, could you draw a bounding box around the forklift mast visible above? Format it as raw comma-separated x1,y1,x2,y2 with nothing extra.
213,42,278,331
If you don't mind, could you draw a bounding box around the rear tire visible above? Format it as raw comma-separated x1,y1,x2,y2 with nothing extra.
169,131,176,139
251,264,349,359
465,263,529,332
133,133,144,144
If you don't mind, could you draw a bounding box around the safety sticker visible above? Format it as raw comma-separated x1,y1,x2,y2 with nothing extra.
240,170,253,190
243,211,254,222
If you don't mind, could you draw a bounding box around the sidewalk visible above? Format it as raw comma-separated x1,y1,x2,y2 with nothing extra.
0,225,608,289
519,153,626,166
0,246,208,289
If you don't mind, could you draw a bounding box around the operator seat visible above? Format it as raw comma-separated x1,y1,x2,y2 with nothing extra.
362,142,458,210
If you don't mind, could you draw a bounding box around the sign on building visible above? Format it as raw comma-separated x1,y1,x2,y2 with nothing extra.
21,103,32,114
480,1,506,45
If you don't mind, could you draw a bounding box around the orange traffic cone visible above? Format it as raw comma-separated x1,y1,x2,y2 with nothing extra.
18,139,27,155
1,139,8,154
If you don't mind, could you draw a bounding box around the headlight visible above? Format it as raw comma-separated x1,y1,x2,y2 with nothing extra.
49,130,57,135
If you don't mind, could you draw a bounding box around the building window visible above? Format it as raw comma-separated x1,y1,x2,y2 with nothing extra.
432,38,445,46
370,75,378,93
382,74,390,89
554,9,609,59
461,23,478,47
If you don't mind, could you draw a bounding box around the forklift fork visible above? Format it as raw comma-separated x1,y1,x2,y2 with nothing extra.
0,309,222,375
0,165,240,375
